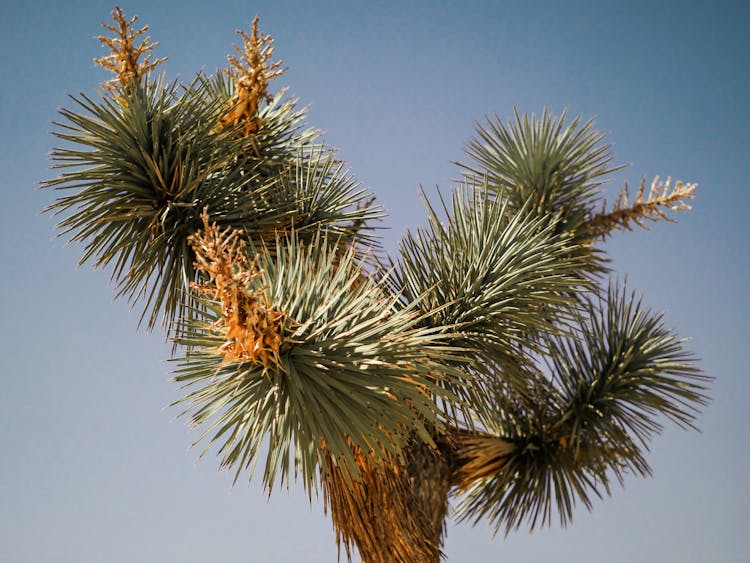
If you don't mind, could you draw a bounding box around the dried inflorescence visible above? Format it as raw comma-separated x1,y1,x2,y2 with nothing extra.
189,211,285,367
590,176,697,237
219,16,286,136
95,6,166,93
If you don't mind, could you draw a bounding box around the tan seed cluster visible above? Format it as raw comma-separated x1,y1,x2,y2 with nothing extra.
590,176,697,237
219,16,285,136
94,6,166,94
189,211,285,368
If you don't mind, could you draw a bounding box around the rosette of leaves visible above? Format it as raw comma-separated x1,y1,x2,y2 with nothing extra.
392,183,590,401
460,109,697,256
453,281,709,534
461,108,623,241
44,11,381,332
45,76,381,330
171,228,466,492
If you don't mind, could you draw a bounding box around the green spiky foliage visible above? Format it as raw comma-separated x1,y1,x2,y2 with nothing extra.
453,282,709,534
461,108,624,237
172,231,466,492
44,74,381,331
44,9,708,563
392,186,590,392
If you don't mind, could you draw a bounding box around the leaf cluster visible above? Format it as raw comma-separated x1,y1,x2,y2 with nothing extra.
45,73,380,330
453,282,709,534
172,233,466,493
462,108,624,238
391,185,590,408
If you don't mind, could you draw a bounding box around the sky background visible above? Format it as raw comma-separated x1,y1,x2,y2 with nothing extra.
1,1,748,562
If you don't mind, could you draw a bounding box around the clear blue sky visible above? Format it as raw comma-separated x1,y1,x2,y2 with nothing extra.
1,1,748,561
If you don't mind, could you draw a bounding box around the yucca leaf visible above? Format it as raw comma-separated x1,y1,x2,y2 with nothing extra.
453,280,709,535
462,108,623,236
45,74,382,332
171,232,468,494
392,182,590,397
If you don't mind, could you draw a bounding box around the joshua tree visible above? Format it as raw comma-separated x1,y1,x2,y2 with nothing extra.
45,8,709,562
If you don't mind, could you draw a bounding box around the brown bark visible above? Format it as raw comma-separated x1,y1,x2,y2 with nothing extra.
403,437,455,561
323,436,454,563
323,430,513,562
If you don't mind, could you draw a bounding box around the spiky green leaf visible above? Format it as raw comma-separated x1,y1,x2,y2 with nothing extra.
393,183,590,392
172,233,467,493
454,280,708,534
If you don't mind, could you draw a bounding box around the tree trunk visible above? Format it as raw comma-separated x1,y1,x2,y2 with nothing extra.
403,436,455,562
323,430,512,562
323,435,455,563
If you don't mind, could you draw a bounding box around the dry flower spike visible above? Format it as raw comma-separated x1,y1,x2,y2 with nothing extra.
220,15,286,136
95,6,166,93
189,211,285,368
590,176,697,237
